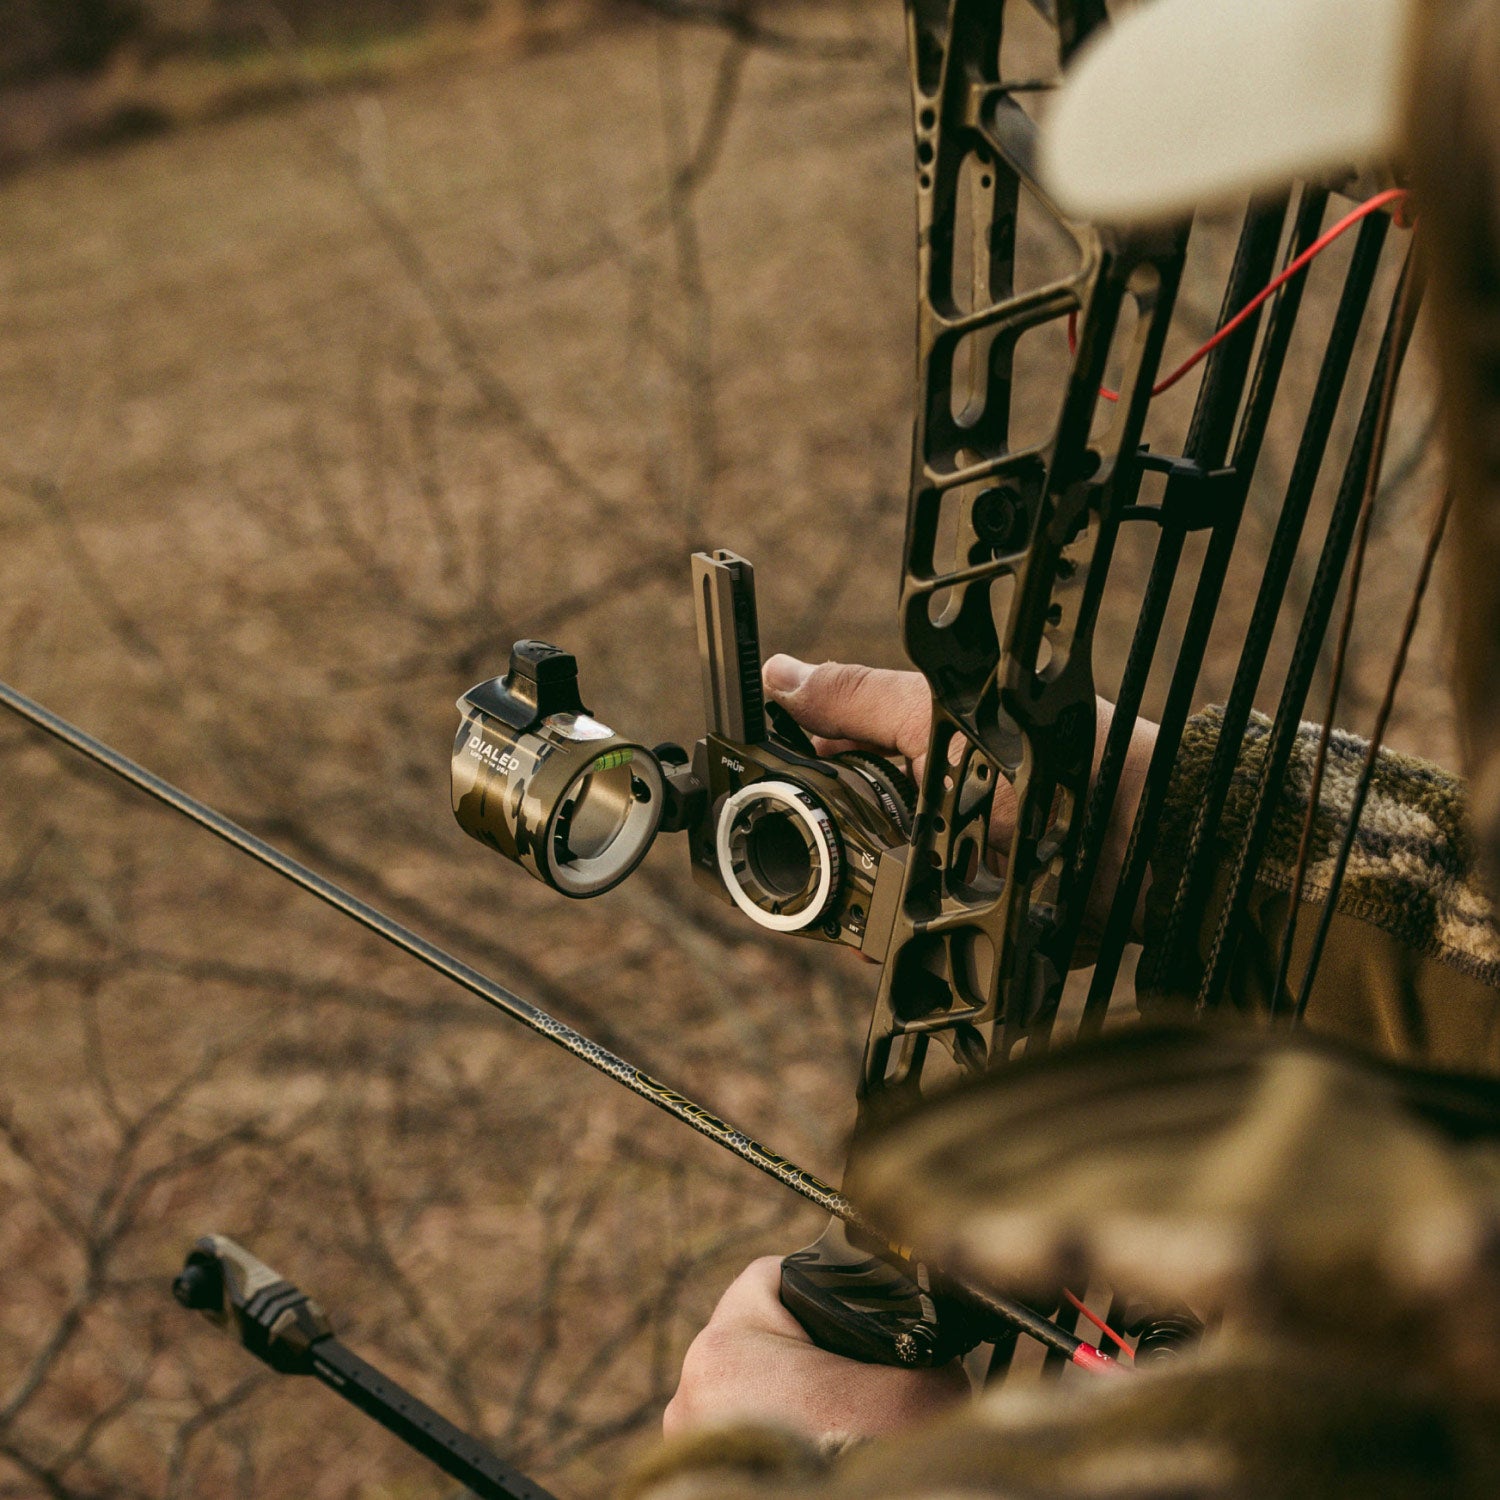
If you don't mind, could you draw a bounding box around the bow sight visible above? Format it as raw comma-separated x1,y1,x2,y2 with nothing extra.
453,551,916,953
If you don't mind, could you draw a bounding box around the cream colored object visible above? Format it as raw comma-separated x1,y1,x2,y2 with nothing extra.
847,1027,1500,1329
1039,0,1414,225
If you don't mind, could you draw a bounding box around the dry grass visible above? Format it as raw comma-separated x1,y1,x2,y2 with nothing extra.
0,2,619,174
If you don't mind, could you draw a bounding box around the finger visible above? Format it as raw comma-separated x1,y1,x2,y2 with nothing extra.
707,1256,810,1342
987,774,1019,848
808,734,869,757
764,657,931,762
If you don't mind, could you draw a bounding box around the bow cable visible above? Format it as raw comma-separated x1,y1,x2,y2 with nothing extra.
1289,485,1456,1025
1189,237,1422,1011
1270,251,1424,1015
1067,188,1408,402
1061,1290,1134,1360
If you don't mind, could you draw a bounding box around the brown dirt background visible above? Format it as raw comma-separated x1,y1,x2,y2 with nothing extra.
0,3,1454,1496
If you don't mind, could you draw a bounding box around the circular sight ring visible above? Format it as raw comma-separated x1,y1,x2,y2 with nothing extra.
715,780,841,932
545,748,664,897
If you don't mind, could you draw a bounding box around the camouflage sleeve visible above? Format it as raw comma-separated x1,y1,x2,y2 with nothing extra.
619,1348,1496,1500
1139,706,1500,1069
617,1423,839,1500
619,1025,1500,1500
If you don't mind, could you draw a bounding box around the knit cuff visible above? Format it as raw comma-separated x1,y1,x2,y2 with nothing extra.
1143,706,1500,992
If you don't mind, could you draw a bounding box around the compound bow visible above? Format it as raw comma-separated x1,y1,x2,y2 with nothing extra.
778,0,1420,1373
0,0,1435,1485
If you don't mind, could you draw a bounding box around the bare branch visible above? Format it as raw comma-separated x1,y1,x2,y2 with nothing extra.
251,4,626,525
628,0,876,60
165,1373,274,1500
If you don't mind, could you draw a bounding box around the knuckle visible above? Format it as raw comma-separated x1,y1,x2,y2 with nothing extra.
672,1334,722,1406
799,661,931,754
893,679,932,755
813,660,873,712
674,1341,708,1389
896,711,930,757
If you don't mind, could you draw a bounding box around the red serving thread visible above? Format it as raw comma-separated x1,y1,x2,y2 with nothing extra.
1063,1287,1135,1359
1071,1341,1126,1373
1068,187,1410,403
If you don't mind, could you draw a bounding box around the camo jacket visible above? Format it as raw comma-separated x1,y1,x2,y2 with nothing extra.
1138,707,1500,1072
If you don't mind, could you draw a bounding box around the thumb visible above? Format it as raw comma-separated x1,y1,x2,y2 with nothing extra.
763,656,931,763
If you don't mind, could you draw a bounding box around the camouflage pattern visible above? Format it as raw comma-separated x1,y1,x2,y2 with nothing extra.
847,1026,1500,1350
452,663,665,899
1146,708,1500,984
626,1342,1500,1500
1141,708,1500,1071
625,1027,1500,1500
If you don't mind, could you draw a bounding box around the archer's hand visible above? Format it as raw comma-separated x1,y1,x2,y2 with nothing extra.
762,655,1157,952
663,1257,970,1442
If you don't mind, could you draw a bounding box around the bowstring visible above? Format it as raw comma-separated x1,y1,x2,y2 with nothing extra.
1270,248,1425,1017
1289,483,1457,1026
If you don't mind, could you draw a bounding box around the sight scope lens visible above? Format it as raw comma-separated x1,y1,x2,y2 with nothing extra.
746,811,814,899
547,748,663,896
453,665,664,899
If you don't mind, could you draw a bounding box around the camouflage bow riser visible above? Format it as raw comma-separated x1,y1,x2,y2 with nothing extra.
844,0,1417,1369
867,0,1413,1099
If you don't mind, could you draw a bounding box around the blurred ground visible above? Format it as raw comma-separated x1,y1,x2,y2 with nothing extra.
0,3,1454,1497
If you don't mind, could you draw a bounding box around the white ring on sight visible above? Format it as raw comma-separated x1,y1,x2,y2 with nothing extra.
715,780,840,933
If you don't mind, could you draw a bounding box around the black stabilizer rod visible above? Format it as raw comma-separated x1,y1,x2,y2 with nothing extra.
174,1235,556,1500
